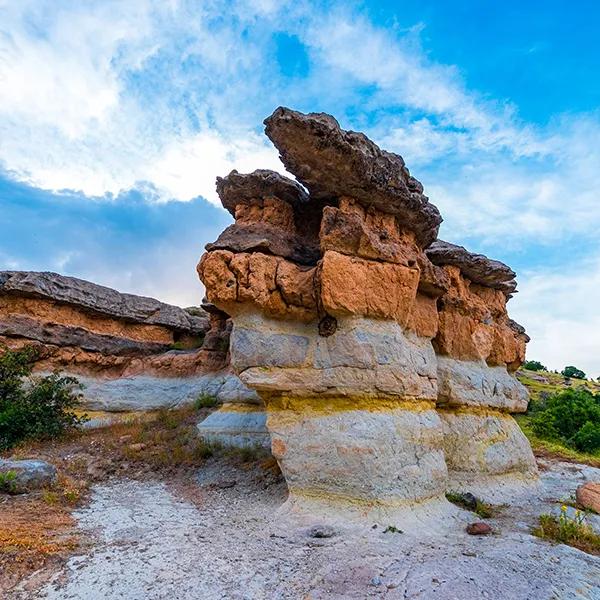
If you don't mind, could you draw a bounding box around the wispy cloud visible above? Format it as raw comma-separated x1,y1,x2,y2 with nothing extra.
1,0,600,372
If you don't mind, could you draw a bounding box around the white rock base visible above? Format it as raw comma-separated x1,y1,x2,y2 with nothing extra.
266,397,449,518
439,408,538,500
197,403,271,449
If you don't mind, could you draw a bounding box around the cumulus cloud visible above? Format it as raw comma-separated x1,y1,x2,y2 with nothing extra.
1,0,600,372
0,0,290,202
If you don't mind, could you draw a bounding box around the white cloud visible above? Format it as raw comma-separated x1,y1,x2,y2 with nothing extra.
1,0,600,374
142,131,282,204
511,259,600,379
0,0,290,202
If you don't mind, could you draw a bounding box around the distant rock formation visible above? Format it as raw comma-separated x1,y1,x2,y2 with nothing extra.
197,107,537,521
0,271,259,414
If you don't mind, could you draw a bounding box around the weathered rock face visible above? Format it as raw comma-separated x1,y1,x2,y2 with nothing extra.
198,106,537,519
0,271,257,412
264,107,442,248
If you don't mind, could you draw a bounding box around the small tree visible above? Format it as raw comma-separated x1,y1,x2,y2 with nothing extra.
523,360,547,372
0,346,86,451
530,388,600,453
561,366,586,380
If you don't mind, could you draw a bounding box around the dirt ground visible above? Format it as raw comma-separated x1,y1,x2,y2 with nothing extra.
2,411,600,599
0,407,228,593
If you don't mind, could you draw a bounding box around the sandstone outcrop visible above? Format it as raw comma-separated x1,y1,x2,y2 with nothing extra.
0,271,258,415
197,107,537,522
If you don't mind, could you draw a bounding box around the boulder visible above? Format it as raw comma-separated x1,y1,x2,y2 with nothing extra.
263,107,442,247
216,169,309,216
466,522,493,535
0,458,58,493
576,482,600,513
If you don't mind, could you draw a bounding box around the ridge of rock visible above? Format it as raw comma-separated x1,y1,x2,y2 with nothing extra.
216,169,309,216
425,240,517,294
0,271,208,333
263,106,442,247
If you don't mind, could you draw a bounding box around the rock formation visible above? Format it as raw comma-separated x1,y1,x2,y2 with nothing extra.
197,107,537,520
0,271,260,417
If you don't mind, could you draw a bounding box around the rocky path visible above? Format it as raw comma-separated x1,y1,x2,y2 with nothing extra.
10,459,600,600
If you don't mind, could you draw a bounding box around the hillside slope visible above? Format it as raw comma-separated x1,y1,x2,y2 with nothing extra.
516,368,600,466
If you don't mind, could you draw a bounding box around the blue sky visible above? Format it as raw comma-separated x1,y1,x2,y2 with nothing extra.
1,0,599,375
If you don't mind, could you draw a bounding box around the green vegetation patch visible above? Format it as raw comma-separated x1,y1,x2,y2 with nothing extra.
0,469,17,494
533,506,600,556
0,346,88,452
445,491,498,518
527,388,600,454
194,393,219,410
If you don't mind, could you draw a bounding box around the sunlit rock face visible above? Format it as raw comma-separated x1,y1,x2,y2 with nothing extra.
198,106,537,519
0,271,257,413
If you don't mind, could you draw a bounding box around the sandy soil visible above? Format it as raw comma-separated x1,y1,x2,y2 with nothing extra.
6,456,600,600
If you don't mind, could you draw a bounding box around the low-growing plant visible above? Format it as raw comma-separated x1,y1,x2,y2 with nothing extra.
0,469,17,494
533,505,600,555
445,491,496,518
194,393,219,409
119,407,216,468
383,525,403,534
0,346,88,451
223,444,267,463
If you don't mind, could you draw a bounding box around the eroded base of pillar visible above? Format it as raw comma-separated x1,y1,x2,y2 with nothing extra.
439,408,538,501
265,396,450,523
197,402,271,450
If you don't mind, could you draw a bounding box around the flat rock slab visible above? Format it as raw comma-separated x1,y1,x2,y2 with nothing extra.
425,240,517,294
263,107,442,247
0,458,57,493
11,459,600,599
0,271,208,334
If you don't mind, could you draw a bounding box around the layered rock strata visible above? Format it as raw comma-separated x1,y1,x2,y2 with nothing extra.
198,107,537,518
0,271,258,416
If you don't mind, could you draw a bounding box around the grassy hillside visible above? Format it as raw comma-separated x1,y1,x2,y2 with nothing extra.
516,369,600,467
517,369,600,402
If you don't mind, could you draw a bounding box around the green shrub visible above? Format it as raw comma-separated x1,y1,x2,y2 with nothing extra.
523,360,547,372
561,365,586,380
530,388,600,454
571,422,600,453
0,470,17,493
0,346,87,451
194,393,218,409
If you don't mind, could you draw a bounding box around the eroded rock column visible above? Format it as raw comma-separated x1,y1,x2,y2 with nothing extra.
198,106,538,520
427,243,538,495
198,109,454,520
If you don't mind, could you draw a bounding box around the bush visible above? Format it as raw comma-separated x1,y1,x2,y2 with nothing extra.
194,393,218,409
530,388,600,454
0,346,87,451
523,360,547,372
571,422,600,453
561,365,586,380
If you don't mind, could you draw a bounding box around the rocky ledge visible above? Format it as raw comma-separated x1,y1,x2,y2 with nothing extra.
0,271,257,412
